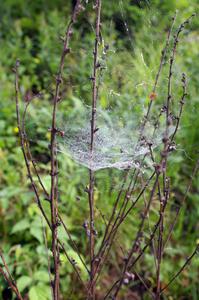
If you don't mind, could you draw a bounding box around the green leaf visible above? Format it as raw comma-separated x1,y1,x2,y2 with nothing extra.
66,249,88,280
17,275,32,292
11,219,30,234
33,270,50,283
30,226,43,243
29,284,51,300
29,286,39,300
0,187,25,200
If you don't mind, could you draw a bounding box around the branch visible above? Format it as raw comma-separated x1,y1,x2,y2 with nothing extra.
92,171,156,288
49,1,83,298
160,245,199,294
163,159,199,250
88,1,102,299
14,60,87,296
110,175,159,299
140,11,177,132
0,249,23,300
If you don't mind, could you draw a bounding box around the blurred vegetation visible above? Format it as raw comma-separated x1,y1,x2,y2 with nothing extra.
0,0,199,299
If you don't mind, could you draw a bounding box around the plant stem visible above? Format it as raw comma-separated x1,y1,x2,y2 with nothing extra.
160,245,199,294
88,1,101,299
0,249,23,300
49,2,82,298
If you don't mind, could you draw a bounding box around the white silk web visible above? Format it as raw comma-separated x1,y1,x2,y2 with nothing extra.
24,2,177,172
58,105,173,171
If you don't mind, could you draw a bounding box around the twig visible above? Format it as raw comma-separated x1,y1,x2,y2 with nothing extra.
49,2,82,298
155,15,195,299
58,213,89,274
160,245,199,294
141,171,158,272
134,270,155,300
103,210,163,299
110,175,159,298
0,249,23,300
94,12,178,289
92,15,178,294
163,159,199,250
140,11,177,133
41,218,54,298
14,60,51,229
14,33,87,298
170,73,187,142
91,171,156,289
21,101,89,276
88,1,101,299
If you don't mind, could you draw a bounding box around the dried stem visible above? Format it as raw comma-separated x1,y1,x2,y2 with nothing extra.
94,13,178,289
110,175,160,299
140,11,177,133
0,249,23,300
91,171,156,288
14,59,87,295
88,1,101,299
50,2,82,298
170,73,187,142
134,270,155,300
11,4,196,300
14,61,51,229
155,15,195,299
163,159,199,250
161,245,199,294
87,14,178,298
103,209,163,299
21,100,89,275
58,214,89,274
13,3,85,298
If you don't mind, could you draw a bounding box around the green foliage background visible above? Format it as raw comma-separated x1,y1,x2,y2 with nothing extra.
0,0,199,299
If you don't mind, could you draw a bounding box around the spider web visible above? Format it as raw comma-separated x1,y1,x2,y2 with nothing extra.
23,1,177,172
57,2,174,172
57,105,174,171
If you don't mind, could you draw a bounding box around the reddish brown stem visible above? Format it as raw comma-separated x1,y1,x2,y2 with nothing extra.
88,1,101,299
0,249,23,300
50,2,82,298
160,245,199,294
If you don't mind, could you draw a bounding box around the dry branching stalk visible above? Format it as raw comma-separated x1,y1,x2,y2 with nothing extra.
12,2,88,300
0,3,197,300
49,1,83,298
88,1,102,299
0,249,23,300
